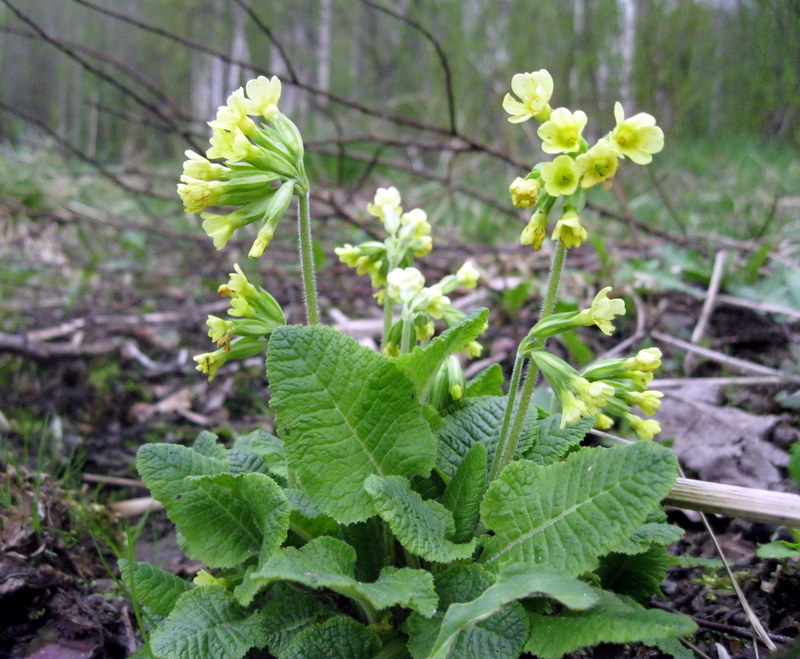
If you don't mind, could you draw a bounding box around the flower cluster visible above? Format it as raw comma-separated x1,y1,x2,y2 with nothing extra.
193,264,285,380
531,347,665,440
381,263,482,357
505,69,664,250
335,187,433,289
335,186,485,374
177,76,306,258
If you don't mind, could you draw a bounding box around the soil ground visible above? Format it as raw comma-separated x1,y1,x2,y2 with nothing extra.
1,239,799,659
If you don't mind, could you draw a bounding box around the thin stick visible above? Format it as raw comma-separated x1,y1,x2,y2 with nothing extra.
684,249,727,374
652,331,800,383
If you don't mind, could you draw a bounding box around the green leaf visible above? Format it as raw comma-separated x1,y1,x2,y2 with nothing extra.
261,583,332,656
267,325,436,523
597,544,675,603
480,442,678,574
756,540,800,559
522,414,593,466
464,363,505,397
614,522,684,555
246,536,438,617
426,562,598,659
280,615,381,659
231,428,288,480
396,308,489,396
192,431,227,460
437,396,536,480
150,585,266,659
364,475,476,563
442,443,487,543
407,563,529,659
285,488,340,541
137,443,289,567
118,560,192,618
524,588,697,659
789,441,800,486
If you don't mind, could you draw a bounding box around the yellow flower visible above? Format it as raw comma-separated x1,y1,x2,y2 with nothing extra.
207,126,256,162
551,209,587,249
220,263,257,299
610,102,664,165
193,350,228,381
182,150,227,181
209,88,257,135
575,139,620,188
178,178,225,213
573,377,614,415
625,390,664,416
243,76,282,120
627,414,661,440
520,209,548,250
465,340,483,359
537,107,588,154
559,390,589,427
199,211,246,250
415,321,435,341
502,70,554,123
423,285,451,319
540,155,580,197
456,261,480,288
625,347,662,373
575,286,626,335
248,223,274,258
509,177,541,208
594,413,614,430
386,267,425,303
367,187,402,220
334,244,361,267
206,315,234,349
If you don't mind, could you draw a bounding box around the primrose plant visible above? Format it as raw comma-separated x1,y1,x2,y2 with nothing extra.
124,70,698,659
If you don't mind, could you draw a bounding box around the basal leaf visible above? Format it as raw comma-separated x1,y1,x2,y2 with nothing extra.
150,585,266,659
267,325,436,523
407,563,529,659
261,583,332,656
231,428,288,480
192,431,227,460
188,472,290,564
437,396,536,480
522,414,594,466
597,544,675,603
465,363,505,398
480,442,678,574
364,474,476,563
614,522,684,555
426,562,597,659
280,615,381,659
442,443,487,544
246,536,438,617
525,588,697,659
285,488,340,541
118,560,192,618
395,308,488,396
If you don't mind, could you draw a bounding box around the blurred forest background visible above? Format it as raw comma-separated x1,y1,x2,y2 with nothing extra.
1,3,800,656
1,0,799,432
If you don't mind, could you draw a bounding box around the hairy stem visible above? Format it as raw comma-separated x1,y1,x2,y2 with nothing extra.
297,191,320,325
381,294,394,351
491,242,568,481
